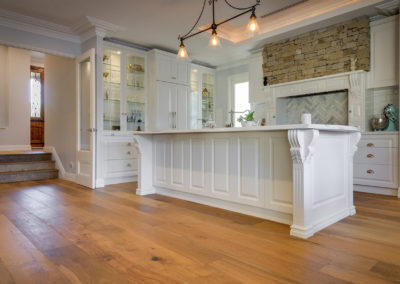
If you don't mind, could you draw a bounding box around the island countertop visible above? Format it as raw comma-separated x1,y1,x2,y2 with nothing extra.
132,124,360,135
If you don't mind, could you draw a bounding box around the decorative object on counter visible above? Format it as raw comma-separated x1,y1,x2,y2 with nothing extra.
224,121,232,127
383,104,399,131
260,118,266,126
237,110,256,127
136,119,142,131
263,76,268,86
177,0,260,59
112,125,120,131
301,113,312,124
205,115,216,128
370,114,388,131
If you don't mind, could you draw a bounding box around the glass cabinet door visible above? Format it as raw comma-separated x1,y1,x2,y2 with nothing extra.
190,68,201,129
126,54,145,131
201,72,214,126
103,49,121,131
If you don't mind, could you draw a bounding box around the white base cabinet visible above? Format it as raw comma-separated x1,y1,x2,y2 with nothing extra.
103,136,138,185
354,133,399,196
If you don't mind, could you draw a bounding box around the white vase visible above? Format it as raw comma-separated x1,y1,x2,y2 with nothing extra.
246,121,256,127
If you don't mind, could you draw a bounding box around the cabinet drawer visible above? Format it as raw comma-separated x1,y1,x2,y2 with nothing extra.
354,147,398,165
358,136,398,148
106,159,137,173
354,163,398,188
106,141,136,160
107,146,137,160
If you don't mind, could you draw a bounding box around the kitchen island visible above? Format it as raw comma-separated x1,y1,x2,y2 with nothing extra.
132,125,361,238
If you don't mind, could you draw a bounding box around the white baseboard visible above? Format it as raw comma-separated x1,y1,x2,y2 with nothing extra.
96,178,105,188
155,186,292,225
44,146,76,182
354,184,398,197
0,145,31,151
105,175,137,186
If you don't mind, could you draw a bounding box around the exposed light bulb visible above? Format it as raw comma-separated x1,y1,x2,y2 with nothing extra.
177,42,189,59
247,12,259,34
208,30,221,47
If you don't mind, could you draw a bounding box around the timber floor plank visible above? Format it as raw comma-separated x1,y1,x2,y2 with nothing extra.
0,180,399,283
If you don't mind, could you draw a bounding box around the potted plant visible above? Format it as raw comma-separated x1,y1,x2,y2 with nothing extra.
237,110,256,127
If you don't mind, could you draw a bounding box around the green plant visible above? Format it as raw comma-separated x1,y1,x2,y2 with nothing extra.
237,110,255,122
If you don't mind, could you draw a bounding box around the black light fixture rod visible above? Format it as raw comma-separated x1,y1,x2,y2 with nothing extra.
215,7,254,27
181,6,254,42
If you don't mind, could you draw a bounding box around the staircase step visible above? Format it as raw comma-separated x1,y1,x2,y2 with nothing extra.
0,152,52,163
0,169,59,183
0,160,56,173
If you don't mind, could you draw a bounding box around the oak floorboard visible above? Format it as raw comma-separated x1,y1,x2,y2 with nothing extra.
0,180,399,283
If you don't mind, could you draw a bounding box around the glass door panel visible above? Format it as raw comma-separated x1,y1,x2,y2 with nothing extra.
79,58,91,151
103,49,121,131
190,68,201,129
126,54,145,131
202,72,214,127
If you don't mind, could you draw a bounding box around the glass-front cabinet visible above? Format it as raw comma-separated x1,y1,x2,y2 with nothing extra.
190,65,215,128
103,44,146,133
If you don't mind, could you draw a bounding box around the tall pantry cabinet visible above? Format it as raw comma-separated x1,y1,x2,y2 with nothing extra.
147,49,191,130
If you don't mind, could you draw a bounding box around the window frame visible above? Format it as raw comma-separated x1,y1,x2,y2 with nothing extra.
30,65,44,121
228,72,250,127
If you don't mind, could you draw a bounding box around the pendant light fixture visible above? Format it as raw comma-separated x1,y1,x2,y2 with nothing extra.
177,0,260,59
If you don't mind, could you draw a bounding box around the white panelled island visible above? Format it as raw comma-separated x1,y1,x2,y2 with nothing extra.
132,125,361,238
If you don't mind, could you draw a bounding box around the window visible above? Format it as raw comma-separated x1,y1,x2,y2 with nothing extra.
30,67,44,119
229,73,250,127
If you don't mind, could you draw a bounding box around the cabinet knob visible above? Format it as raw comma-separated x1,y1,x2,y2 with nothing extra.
366,143,374,147
127,151,131,155
127,163,131,167
127,142,132,146
171,76,177,80
366,169,374,174
366,153,374,158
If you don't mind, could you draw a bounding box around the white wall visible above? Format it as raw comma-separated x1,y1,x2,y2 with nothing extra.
215,63,249,127
0,46,31,147
45,54,76,174
0,45,8,129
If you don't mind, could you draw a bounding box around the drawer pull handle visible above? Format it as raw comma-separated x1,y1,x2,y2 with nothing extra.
127,151,131,155
171,76,177,80
366,143,374,147
127,163,131,167
366,154,374,158
127,143,132,146
367,169,374,174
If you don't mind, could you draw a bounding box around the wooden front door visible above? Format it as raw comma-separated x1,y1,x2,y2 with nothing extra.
30,66,44,147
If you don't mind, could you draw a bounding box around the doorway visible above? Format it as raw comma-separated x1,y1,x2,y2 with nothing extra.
30,65,44,148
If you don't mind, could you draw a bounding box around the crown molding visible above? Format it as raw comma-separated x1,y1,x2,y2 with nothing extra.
0,10,125,45
0,9,80,43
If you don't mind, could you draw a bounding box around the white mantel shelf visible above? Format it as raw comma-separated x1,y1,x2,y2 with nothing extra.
132,125,361,239
131,124,359,135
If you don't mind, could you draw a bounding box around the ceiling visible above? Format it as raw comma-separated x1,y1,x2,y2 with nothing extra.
0,0,396,66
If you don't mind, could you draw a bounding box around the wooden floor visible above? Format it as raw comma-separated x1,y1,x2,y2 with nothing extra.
0,180,399,283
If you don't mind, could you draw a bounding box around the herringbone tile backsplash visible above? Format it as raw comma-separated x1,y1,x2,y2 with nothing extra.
280,91,348,125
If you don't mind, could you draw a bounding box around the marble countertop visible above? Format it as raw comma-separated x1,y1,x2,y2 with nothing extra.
131,124,360,135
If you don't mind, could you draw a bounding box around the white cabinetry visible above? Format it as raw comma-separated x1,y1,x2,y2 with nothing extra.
152,132,292,213
249,52,264,103
155,81,190,130
148,49,191,130
103,136,138,185
354,133,399,196
156,53,190,85
369,15,399,88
